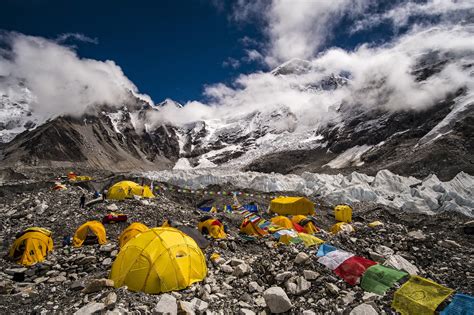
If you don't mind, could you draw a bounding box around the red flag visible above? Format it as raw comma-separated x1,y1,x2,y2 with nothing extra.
334,256,377,286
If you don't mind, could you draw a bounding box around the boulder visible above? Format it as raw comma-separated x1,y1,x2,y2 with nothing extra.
349,303,378,315
153,294,177,315
190,298,208,313
303,270,319,281
294,252,310,264
82,278,114,294
263,287,292,313
384,255,419,275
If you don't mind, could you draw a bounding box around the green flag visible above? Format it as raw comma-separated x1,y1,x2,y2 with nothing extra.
361,264,408,295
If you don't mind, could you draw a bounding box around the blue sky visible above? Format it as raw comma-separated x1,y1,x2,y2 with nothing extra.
0,0,267,103
0,0,465,104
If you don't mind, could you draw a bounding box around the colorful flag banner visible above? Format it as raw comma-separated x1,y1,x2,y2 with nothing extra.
440,293,474,315
317,244,337,257
392,275,454,315
318,250,355,270
361,264,408,295
334,256,377,286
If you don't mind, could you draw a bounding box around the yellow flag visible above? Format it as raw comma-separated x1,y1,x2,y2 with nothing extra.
392,275,454,315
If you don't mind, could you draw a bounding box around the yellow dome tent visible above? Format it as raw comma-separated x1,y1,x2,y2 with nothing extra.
8,227,53,266
73,221,107,247
119,223,149,248
270,216,294,229
269,197,315,215
291,215,319,234
107,181,155,200
110,227,207,294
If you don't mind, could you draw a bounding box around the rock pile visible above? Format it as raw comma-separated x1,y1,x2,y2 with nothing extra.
0,175,473,314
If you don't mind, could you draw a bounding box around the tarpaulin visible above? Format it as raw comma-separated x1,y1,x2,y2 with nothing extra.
440,293,474,315
361,264,408,295
317,244,337,257
318,249,354,270
392,275,454,315
334,256,378,286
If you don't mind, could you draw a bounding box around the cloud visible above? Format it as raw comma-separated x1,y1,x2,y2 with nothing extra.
352,0,474,33
231,0,371,66
150,24,473,130
222,57,241,69
0,32,152,120
56,32,98,44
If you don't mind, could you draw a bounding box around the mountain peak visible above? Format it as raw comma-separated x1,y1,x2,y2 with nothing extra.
157,98,184,109
271,58,312,76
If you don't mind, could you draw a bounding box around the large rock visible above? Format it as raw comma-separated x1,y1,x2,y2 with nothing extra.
153,294,177,315
233,263,251,277
294,252,310,264
178,301,195,315
303,270,319,281
295,277,311,295
82,278,114,294
263,287,292,313
74,302,106,315
190,298,208,313
349,303,378,315
384,255,419,275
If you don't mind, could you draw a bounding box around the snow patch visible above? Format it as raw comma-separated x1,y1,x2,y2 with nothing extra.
324,145,373,169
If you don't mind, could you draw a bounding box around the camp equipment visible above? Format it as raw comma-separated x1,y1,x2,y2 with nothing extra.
330,222,355,234
52,183,67,191
110,227,207,294
8,228,53,266
270,216,295,230
333,256,377,285
73,221,107,247
177,226,211,249
243,203,258,213
291,215,319,234
119,223,149,248
440,293,474,315
102,212,128,224
368,221,384,228
240,218,268,237
392,275,454,315
198,206,217,213
198,218,226,239
107,181,155,200
361,264,408,295
334,204,352,223
269,197,315,215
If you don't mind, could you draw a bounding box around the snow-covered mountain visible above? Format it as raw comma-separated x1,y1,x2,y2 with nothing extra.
0,56,472,180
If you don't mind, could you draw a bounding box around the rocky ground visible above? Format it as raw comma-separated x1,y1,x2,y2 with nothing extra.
0,170,473,315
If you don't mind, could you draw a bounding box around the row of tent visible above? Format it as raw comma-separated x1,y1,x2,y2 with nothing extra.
8,222,207,294
316,244,474,315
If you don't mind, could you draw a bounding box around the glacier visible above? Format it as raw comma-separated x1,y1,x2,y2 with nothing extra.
142,169,474,217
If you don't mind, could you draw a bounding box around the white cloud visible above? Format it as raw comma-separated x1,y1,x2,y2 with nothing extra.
0,32,152,120
232,0,371,66
56,33,98,44
222,57,241,69
352,0,474,33
150,24,473,129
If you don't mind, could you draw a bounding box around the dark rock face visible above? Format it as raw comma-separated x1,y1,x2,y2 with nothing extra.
0,113,180,171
